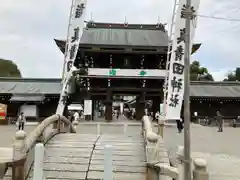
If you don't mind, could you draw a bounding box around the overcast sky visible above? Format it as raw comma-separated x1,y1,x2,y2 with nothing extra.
0,0,240,81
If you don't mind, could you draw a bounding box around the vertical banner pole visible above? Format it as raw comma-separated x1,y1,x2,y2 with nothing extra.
183,0,192,179
62,0,75,82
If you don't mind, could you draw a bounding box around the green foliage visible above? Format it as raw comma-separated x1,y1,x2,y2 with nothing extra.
190,61,214,81
0,58,22,78
224,68,240,81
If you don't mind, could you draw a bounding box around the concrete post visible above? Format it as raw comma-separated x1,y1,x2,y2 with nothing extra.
104,145,113,180
33,143,44,180
176,146,184,180
193,158,209,180
97,123,101,135
72,120,79,132
53,114,61,133
123,123,128,134
157,115,165,137
12,130,27,180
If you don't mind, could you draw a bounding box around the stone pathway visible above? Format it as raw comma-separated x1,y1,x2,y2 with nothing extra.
0,125,36,147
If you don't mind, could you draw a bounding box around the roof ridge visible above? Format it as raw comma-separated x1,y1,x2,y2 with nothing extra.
191,81,240,86
86,21,166,31
0,78,61,82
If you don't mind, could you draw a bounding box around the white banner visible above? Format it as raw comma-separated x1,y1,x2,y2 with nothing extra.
165,0,200,120
62,0,87,80
84,100,92,115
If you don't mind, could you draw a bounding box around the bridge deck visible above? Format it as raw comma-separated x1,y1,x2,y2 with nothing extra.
28,133,146,180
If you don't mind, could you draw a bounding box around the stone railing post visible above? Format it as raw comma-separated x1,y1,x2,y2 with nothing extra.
193,158,209,180
53,114,61,132
33,143,44,180
72,120,79,132
104,145,113,180
157,115,165,137
12,130,27,180
176,146,184,180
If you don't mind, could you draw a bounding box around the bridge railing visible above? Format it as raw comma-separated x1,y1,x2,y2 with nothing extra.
2,114,78,180
141,115,210,180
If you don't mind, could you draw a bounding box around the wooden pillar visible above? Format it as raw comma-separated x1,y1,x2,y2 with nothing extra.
136,93,145,120
91,99,95,121
105,90,112,121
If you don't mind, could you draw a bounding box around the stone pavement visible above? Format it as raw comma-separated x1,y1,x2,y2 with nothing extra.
0,125,36,147
154,124,240,180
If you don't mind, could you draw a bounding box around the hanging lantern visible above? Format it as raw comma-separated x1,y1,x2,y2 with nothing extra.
84,56,89,67
109,54,113,68
90,56,94,68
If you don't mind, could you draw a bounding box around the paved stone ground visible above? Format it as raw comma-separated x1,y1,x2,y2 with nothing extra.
153,124,240,180
0,125,36,147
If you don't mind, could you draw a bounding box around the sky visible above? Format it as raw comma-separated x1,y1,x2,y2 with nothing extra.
0,0,240,81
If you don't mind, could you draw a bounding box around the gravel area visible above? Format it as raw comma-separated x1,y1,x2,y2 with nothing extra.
0,125,36,147
156,124,240,180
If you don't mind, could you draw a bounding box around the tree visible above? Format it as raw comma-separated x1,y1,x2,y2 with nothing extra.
224,68,240,81
0,58,22,78
190,61,214,81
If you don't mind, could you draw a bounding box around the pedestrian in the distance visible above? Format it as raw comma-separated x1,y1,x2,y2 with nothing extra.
155,111,160,121
233,118,237,128
17,112,26,131
74,111,80,122
176,118,183,133
216,110,223,132
116,110,120,120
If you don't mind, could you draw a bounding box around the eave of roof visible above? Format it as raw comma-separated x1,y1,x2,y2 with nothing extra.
0,77,61,82
1,78,240,98
54,38,201,55
1,77,239,85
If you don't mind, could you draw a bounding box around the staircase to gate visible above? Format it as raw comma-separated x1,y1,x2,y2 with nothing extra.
0,115,174,180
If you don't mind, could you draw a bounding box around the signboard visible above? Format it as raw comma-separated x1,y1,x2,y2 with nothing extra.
62,0,87,80
84,100,92,115
0,103,7,120
20,105,37,117
165,0,200,120
88,68,166,78
68,104,83,111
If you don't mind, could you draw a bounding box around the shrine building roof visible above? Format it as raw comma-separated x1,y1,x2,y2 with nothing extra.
59,22,168,48
54,21,201,53
190,81,240,98
0,78,61,95
1,78,240,98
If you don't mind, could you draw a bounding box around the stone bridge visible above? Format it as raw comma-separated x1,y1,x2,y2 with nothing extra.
0,115,208,180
